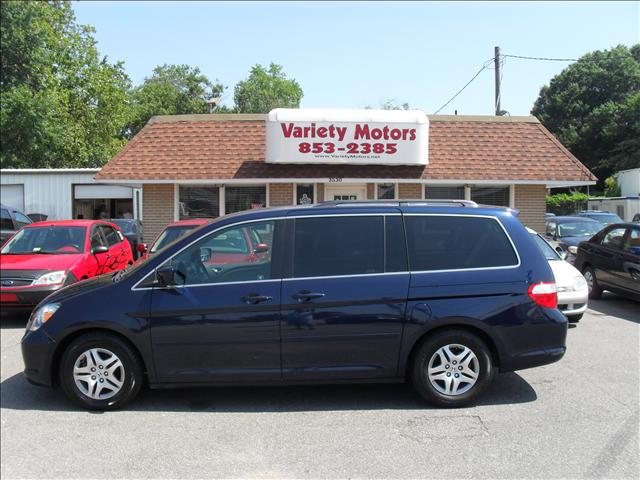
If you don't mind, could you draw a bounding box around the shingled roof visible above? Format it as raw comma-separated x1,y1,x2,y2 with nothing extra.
96,114,596,185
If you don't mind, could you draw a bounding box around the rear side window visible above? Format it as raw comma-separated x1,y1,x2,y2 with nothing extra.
293,216,384,278
405,215,518,271
1,209,12,230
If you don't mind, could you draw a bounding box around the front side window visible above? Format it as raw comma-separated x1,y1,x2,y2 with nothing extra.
100,225,122,247
601,227,627,249
405,216,518,271
293,216,384,278
90,227,107,250
179,186,220,219
150,226,198,254
624,228,640,254
167,221,275,285
1,226,86,254
225,186,266,214
470,187,509,207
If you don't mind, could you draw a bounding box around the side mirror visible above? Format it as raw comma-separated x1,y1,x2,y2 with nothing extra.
92,245,108,255
137,243,148,254
156,265,175,286
254,243,269,254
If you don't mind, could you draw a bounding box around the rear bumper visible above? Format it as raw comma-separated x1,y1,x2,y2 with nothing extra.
21,327,57,387
499,306,568,373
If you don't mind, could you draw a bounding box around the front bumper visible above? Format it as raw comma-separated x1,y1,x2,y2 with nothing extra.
557,286,589,316
21,327,57,387
0,285,62,312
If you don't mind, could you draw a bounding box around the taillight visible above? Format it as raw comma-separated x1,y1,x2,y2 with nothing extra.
528,282,558,308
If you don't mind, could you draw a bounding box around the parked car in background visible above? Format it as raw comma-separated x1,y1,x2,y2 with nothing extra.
1,220,133,312
545,216,604,262
27,213,48,223
575,210,623,226
545,213,556,219
1,203,33,245
528,227,588,321
139,219,210,260
574,223,640,301
20,202,568,410
108,219,143,260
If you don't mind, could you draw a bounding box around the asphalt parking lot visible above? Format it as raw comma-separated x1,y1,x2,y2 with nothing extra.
1,294,638,479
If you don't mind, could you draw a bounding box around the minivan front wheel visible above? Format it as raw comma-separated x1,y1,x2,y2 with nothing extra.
60,332,143,410
411,330,494,407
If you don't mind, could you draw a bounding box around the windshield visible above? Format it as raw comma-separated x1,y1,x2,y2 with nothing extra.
531,232,560,260
557,221,603,238
1,226,86,254
584,213,622,225
150,225,198,253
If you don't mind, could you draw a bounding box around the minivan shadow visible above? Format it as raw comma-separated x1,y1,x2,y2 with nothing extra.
1,372,537,413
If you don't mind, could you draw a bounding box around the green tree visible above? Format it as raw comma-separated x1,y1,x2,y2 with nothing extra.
126,64,226,137
234,63,303,113
1,1,131,168
532,45,640,184
366,99,412,110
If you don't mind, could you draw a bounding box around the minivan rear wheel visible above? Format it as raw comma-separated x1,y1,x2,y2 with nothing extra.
60,332,143,410
411,330,494,408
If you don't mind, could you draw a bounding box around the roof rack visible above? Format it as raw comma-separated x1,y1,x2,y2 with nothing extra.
316,199,479,208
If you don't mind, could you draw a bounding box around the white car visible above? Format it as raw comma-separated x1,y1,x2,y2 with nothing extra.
528,227,588,322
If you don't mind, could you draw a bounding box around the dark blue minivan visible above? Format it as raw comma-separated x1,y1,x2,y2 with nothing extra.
21,201,567,410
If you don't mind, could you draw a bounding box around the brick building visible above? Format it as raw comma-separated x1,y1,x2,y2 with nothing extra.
96,111,596,240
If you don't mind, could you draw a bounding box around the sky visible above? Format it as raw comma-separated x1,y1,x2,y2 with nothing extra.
72,1,640,116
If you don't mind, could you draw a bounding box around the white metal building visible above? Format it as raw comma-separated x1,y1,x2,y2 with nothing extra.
0,169,141,221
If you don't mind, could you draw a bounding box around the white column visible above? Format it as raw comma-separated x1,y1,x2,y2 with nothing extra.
219,186,225,217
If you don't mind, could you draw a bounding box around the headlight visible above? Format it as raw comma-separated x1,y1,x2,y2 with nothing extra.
567,246,578,255
28,303,60,331
33,271,67,286
573,275,587,291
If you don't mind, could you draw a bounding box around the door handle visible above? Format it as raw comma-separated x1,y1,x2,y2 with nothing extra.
292,291,326,302
240,294,273,305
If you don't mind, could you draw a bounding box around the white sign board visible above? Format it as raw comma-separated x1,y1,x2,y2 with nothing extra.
266,109,429,166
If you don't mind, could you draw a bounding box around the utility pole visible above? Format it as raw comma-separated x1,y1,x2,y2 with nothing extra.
494,46,501,115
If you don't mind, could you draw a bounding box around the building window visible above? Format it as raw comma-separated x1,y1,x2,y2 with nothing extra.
179,186,220,219
377,183,396,200
225,186,266,214
470,186,509,207
296,184,314,204
425,186,465,200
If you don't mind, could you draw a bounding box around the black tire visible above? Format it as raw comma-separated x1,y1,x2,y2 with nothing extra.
583,266,602,299
60,332,143,410
411,329,494,408
567,314,583,322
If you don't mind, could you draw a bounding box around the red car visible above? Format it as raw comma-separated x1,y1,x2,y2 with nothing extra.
0,220,133,312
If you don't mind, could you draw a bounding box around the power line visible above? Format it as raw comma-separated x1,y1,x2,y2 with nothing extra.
433,58,493,115
502,54,578,62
